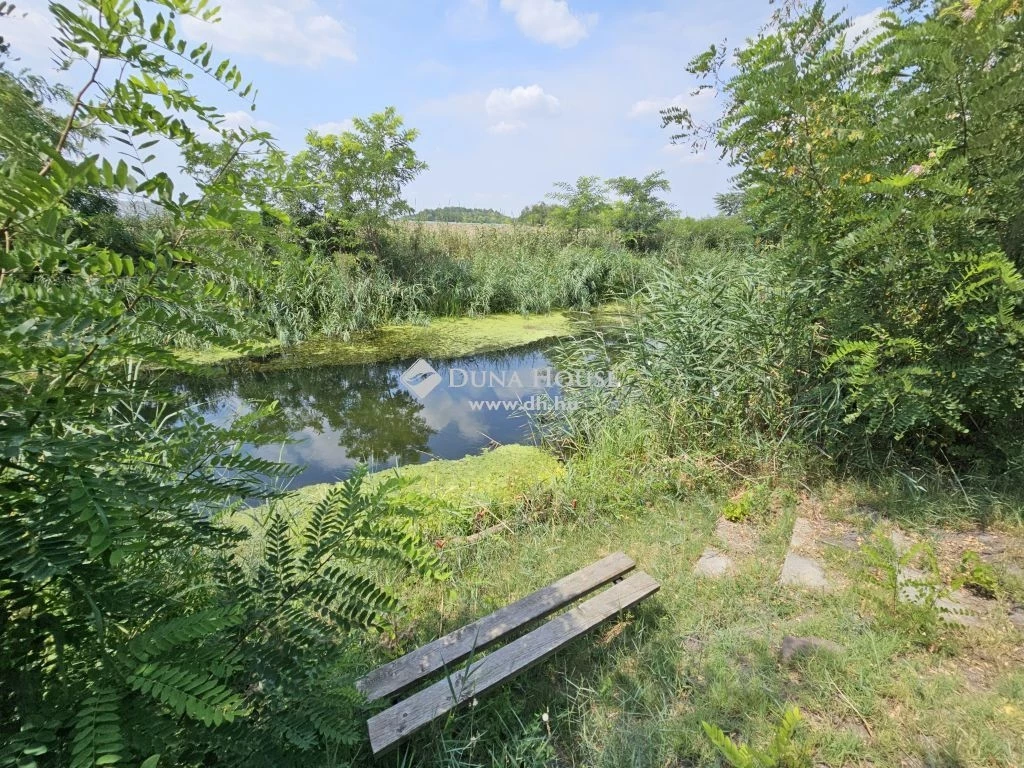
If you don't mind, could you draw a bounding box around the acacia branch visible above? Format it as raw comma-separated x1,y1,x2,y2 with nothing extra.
40,54,104,177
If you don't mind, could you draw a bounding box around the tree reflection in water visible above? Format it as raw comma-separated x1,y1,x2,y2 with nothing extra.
176,343,558,488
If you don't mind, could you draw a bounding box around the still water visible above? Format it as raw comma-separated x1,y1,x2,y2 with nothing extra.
178,343,563,489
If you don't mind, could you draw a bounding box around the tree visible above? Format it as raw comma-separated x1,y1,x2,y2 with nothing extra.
284,107,427,257
0,3,439,765
607,171,674,251
408,206,511,224
665,0,1024,462
546,175,608,235
517,201,560,226
713,190,745,217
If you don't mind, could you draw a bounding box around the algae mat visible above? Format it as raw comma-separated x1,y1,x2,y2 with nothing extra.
265,312,575,369
177,311,576,370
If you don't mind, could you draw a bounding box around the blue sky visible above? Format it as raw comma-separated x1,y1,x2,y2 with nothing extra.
5,0,882,216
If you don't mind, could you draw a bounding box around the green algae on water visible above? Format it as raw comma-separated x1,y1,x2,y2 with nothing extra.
263,312,575,370
174,311,577,372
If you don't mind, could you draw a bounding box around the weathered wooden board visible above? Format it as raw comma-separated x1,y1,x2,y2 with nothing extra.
355,551,635,703
367,570,660,755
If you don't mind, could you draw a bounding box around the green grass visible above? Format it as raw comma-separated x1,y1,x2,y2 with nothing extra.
344,458,1024,768
173,338,281,366
292,443,562,524
226,445,563,550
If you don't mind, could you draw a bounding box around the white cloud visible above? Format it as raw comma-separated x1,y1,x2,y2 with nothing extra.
629,89,713,119
196,110,276,141
1,0,63,72
485,84,560,117
488,120,527,134
499,0,594,48
221,110,276,131
484,84,559,133
181,0,355,68
312,119,354,135
847,8,885,44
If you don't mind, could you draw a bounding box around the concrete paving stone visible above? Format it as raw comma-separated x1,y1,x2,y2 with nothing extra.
780,552,828,589
694,548,733,578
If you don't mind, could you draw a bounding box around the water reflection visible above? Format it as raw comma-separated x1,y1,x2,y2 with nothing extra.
177,343,560,489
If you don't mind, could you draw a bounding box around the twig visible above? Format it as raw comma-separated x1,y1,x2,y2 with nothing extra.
830,679,873,739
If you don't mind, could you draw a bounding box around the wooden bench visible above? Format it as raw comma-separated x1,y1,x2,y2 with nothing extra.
356,551,659,755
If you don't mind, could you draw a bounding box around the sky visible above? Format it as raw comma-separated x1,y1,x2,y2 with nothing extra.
4,0,883,217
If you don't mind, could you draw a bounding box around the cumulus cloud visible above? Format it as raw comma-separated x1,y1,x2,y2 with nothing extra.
221,111,276,131
312,119,355,135
1,0,65,73
499,0,594,48
485,84,560,117
847,7,886,44
181,0,356,68
484,84,559,134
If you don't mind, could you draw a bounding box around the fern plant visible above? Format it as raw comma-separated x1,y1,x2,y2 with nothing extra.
702,706,812,768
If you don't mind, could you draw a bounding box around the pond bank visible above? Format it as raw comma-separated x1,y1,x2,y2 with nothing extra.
230,444,562,541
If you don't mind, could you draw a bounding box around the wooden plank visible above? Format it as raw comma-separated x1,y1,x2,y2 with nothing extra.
367,571,660,755
355,551,635,703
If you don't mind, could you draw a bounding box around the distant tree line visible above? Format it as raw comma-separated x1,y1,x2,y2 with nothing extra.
407,206,512,224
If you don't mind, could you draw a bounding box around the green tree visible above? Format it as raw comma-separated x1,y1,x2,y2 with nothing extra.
517,201,561,226
408,206,511,224
607,171,674,251
546,175,608,235
666,0,1024,463
285,107,427,257
0,3,439,766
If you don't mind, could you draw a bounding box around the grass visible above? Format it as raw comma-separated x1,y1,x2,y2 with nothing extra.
173,338,281,366
226,445,563,552
291,443,562,524
364,475,1024,767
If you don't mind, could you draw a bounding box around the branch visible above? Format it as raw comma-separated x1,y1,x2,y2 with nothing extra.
40,54,104,177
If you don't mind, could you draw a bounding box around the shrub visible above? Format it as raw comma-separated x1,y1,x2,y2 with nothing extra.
666,0,1024,468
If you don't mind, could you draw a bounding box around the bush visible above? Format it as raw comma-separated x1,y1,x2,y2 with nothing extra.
660,216,754,252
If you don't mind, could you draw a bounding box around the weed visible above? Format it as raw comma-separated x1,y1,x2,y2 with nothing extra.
702,706,813,768
960,551,1000,599
856,530,953,646
723,484,771,523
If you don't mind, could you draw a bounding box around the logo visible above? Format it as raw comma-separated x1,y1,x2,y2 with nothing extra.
400,358,442,400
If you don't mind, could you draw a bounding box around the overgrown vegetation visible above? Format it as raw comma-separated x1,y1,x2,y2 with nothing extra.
3,0,1023,766
662,0,1024,469
0,3,437,765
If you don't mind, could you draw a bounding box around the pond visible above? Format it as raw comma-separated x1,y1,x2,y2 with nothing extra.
177,342,568,490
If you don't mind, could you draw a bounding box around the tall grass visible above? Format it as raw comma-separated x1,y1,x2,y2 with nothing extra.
381,223,653,316
549,251,815,451
173,223,656,348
